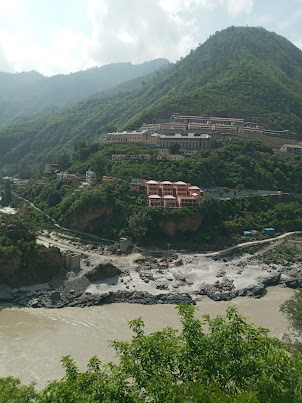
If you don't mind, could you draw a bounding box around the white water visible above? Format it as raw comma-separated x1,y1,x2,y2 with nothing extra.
0,287,294,389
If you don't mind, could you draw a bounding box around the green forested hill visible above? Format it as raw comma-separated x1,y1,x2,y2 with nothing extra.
0,58,169,128
1,26,302,173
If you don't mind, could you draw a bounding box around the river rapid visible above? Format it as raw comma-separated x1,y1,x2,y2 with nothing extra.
0,286,294,389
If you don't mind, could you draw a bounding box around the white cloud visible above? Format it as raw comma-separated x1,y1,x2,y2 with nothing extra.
0,26,90,75
86,0,200,66
159,0,223,13
225,0,254,17
86,0,256,69
0,0,300,76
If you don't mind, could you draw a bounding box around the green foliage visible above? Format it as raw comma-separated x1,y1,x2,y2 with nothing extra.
0,377,37,402
19,141,302,246
0,180,13,207
169,142,181,154
281,289,302,334
84,140,302,194
0,213,36,248
263,244,299,264
127,209,155,242
280,289,302,353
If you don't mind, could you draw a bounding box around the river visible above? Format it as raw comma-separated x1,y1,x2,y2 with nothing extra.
0,286,294,389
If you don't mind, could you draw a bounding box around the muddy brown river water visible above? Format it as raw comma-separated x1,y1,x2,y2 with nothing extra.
0,286,294,389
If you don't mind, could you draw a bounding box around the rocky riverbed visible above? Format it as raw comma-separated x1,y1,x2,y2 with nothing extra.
1,232,302,308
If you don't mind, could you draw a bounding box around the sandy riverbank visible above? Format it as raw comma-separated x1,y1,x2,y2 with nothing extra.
0,230,300,308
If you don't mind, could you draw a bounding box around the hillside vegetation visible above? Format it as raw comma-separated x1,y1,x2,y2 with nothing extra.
20,141,302,248
0,58,169,127
1,26,302,173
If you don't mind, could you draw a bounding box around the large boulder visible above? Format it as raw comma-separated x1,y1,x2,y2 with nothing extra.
86,263,121,281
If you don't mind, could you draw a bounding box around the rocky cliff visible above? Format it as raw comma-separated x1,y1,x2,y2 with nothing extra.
0,247,65,287
63,205,203,237
62,206,114,233
159,213,202,236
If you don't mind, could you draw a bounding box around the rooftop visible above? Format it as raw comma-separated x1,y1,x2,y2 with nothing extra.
160,133,211,139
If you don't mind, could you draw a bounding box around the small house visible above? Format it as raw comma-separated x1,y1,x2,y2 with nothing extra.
119,236,133,253
158,261,168,270
264,228,275,236
243,231,252,237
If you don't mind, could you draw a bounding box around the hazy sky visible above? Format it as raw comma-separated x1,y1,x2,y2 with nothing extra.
0,0,301,76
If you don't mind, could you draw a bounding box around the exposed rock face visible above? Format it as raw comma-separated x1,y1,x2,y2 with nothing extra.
62,206,114,232
159,213,202,236
85,263,121,281
0,249,65,287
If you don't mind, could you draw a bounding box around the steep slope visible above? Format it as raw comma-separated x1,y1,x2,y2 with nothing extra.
0,58,169,127
125,26,302,130
0,26,302,173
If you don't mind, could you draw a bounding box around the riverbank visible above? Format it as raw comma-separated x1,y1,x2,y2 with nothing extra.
0,231,301,308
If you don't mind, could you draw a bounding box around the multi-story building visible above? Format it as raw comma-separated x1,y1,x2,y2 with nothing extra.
146,180,160,196
160,122,187,133
187,123,212,132
105,113,297,151
163,195,178,207
172,114,244,133
106,130,153,144
209,117,244,132
45,163,60,174
263,129,297,139
146,180,203,208
57,173,79,185
171,113,208,124
280,144,302,155
86,171,98,185
148,194,162,206
244,127,264,136
159,133,212,154
160,181,174,197
140,123,161,133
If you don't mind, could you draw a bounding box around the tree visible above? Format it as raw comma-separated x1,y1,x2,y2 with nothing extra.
280,289,302,353
169,142,181,155
0,180,12,207
127,209,154,242
198,193,222,226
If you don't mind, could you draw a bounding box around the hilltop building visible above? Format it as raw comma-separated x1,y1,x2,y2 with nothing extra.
105,113,297,151
159,133,211,154
106,130,212,154
146,180,203,208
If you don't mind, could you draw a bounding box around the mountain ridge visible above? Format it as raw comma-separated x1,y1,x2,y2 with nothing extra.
0,58,170,127
0,26,302,174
